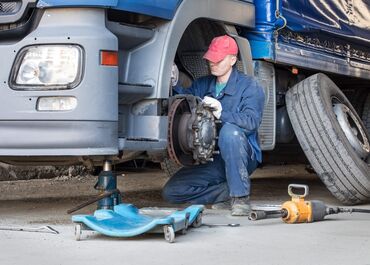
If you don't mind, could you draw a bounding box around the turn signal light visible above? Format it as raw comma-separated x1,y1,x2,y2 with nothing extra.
100,50,118,66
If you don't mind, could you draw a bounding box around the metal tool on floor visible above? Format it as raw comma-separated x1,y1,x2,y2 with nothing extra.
69,160,204,243
249,184,370,223
0,225,59,234
202,223,240,228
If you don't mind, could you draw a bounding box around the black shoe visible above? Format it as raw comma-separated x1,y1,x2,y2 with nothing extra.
231,196,251,216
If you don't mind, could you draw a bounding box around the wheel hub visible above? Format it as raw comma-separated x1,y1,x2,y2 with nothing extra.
333,103,370,160
167,96,217,166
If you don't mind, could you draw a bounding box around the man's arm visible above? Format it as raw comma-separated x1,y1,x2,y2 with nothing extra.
172,82,197,95
173,77,211,98
220,80,265,134
171,63,197,95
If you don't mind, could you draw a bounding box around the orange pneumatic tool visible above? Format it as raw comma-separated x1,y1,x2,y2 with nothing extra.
249,184,370,223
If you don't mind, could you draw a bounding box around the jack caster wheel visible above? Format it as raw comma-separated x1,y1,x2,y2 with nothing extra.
192,212,203,228
181,218,189,235
163,225,175,243
74,224,82,241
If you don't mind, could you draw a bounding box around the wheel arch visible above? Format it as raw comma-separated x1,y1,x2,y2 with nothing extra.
157,0,255,98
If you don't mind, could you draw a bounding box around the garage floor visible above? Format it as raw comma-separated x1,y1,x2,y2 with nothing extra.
0,165,369,265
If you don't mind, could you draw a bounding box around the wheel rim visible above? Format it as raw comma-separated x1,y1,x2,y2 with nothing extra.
333,102,370,160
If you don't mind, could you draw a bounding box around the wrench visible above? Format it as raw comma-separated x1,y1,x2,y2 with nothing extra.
202,223,240,228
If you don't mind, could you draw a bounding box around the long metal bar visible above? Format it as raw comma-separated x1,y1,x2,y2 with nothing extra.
0,225,59,234
66,189,121,214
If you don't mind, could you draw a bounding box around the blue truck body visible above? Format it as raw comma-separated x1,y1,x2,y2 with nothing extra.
36,0,183,19
37,0,370,74
247,0,370,76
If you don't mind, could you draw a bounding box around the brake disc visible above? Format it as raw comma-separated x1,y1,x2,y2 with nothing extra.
167,96,218,166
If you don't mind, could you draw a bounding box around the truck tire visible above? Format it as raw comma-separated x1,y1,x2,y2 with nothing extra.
362,93,370,134
286,73,370,205
160,158,182,178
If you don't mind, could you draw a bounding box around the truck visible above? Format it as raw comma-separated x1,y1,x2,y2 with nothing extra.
0,0,369,205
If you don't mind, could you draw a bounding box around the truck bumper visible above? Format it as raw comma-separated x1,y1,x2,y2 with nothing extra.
0,121,117,156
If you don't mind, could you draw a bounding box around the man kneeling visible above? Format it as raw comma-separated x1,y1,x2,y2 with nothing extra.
163,35,265,216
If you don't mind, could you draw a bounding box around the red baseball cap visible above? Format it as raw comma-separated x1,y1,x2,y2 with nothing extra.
203,35,238,63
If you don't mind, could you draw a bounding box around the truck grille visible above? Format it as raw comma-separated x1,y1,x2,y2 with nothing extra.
0,0,37,38
0,1,21,15
0,20,26,31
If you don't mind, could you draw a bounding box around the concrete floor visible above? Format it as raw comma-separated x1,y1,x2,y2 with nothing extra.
0,165,370,265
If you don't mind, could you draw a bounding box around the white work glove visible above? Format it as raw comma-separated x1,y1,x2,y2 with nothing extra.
203,96,222,119
170,63,179,87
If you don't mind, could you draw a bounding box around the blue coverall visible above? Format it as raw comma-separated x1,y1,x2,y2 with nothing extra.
162,67,265,204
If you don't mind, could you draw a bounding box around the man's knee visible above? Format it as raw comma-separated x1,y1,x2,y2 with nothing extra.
218,123,245,149
162,177,192,204
162,182,178,203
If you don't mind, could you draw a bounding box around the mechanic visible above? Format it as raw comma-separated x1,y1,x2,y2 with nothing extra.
162,35,265,216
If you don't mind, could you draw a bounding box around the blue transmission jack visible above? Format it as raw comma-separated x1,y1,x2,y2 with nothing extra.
69,161,204,243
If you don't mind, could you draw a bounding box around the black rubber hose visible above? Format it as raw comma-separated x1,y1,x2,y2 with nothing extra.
339,208,370,214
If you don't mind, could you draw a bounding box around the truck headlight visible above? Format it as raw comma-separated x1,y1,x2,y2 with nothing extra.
10,45,83,90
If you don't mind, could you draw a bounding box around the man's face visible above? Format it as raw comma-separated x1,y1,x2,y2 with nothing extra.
208,55,237,77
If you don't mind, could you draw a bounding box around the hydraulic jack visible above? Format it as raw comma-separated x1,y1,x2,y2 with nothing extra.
67,160,121,214
94,160,121,209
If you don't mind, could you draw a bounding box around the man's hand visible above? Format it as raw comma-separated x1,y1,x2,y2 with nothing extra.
171,63,179,87
203,96,222,119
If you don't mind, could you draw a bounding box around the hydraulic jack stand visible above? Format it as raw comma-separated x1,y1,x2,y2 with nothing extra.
67,160,121,214
69,160,204,243
94,160,121,209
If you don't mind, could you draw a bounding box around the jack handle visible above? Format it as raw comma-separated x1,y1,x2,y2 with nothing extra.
67,189,121,214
